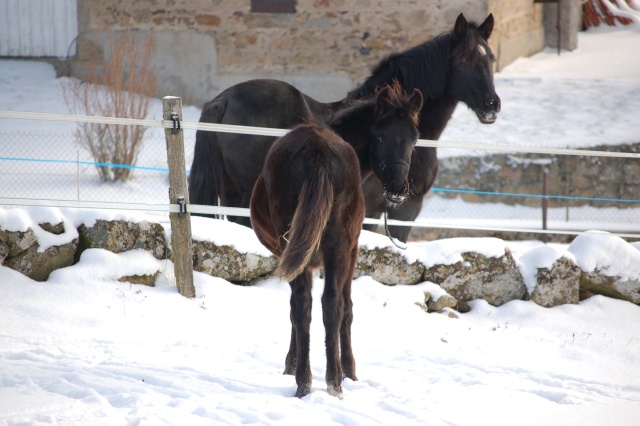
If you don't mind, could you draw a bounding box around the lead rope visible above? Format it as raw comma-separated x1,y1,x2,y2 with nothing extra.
383,207,407,250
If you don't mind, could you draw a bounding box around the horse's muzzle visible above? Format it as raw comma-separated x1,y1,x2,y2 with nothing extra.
476,96,501,124
384,190,408,204
380,161,410,204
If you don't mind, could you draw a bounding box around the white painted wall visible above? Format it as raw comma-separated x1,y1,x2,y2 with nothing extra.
0,0,77,57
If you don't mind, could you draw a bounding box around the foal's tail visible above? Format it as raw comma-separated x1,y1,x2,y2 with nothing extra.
276,168,334,282
188,98,226,218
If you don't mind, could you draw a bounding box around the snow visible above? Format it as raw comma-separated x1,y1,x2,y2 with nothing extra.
2,28,640,425
568,232,640,282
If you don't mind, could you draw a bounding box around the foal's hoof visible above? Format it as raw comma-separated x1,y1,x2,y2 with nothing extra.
327,385,344,400
295,384,311,398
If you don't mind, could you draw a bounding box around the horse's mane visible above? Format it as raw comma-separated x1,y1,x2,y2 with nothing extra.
375,80,420,126
331,80,419,128
346,20,486,102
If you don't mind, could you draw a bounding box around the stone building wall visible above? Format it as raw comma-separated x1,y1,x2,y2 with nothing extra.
71,0,550,105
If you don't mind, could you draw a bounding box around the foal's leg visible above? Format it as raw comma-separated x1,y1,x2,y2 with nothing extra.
340,244,359,381
322,249,346,398
288,269,313,398
283,325,296,375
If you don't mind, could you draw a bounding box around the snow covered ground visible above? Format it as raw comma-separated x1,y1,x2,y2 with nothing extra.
1,26,640,425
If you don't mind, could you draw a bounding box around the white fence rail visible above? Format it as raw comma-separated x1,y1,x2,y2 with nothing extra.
1,108,639,241
2,109,640,159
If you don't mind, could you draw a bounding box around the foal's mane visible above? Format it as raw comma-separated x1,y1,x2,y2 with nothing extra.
346,19,488,102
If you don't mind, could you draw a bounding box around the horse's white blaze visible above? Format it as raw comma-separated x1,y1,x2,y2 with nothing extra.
478,44,487,56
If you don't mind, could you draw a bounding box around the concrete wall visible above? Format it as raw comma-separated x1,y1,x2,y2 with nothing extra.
544,0,583,51
71,0,549,106
487,0,545,71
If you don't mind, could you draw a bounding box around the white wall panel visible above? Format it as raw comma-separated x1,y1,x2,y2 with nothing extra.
0,0,77,57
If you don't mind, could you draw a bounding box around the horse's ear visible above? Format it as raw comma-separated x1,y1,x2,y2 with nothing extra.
409,89,423,113
479,13,494,40
376,86,392,117
453,13,468,41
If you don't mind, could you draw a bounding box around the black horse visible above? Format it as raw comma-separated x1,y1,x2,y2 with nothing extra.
250,83,422,398
190,13,500,242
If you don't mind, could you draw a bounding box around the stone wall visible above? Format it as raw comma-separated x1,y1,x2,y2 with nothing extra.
405,142,640,242
434,142,640,208
70,0,549,105
2,214,640,309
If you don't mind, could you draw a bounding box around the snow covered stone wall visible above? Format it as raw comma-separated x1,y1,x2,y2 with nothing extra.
1,208,639,309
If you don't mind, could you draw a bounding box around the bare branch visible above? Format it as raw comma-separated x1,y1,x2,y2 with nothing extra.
61,31,157,182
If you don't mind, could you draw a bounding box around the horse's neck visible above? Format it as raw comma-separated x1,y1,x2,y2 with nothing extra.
419,96,458,141
348,35,456,141
348,127,374,180
329,106,375,176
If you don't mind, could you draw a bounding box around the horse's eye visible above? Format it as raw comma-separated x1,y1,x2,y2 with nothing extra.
376,136,383,144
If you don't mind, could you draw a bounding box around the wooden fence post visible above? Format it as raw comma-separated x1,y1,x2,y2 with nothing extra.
163,96,196,298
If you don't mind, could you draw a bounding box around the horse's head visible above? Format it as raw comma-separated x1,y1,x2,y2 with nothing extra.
449,13,501,124
370,83,423,204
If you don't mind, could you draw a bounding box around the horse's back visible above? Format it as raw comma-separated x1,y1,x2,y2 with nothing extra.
212,79,330,129
194,80,334,224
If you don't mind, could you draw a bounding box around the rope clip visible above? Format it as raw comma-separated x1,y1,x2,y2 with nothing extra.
171,112,180,135
177,197,187,218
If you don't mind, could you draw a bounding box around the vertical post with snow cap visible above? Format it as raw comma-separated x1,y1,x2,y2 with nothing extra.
163,96,196,298
542,167,549,243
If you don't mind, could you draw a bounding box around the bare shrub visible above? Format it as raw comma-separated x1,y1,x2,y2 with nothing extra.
62,32,157,183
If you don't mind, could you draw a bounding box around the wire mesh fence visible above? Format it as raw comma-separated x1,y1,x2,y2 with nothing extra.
0,130,195,204
1,129,638,235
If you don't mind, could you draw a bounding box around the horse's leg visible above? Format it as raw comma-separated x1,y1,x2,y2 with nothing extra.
289,268,313,398
236,191,255,228
224,187,251,227
384,148,438,242
386,195,424,242
321,238,347,398
363,178,421,243
339,243,358,382
283,325,297,375
362,176,385,233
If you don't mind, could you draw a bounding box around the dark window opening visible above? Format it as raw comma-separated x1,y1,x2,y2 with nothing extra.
251,0,297,13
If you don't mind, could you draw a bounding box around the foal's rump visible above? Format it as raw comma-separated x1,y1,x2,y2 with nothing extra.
253,124,363,281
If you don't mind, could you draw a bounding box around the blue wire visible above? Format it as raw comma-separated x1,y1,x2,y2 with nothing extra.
2,156,639,204
0,156,169,172
430,187,640,204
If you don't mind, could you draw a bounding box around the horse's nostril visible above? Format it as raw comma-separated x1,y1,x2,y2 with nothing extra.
484,97,501,111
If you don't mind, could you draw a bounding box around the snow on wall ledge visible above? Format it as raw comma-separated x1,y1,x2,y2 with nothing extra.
1,207,639,308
